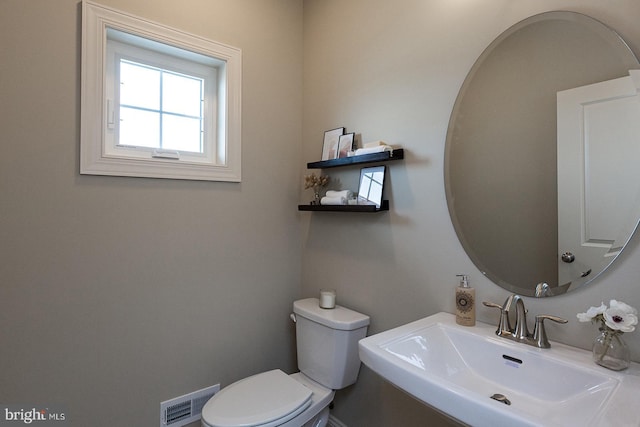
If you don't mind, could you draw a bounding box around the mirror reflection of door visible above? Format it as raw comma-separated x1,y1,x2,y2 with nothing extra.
557,70,640,288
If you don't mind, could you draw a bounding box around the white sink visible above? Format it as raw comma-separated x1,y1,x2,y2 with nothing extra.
359,312,640,427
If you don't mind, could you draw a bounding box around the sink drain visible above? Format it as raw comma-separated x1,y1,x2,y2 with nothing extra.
490,393,511,406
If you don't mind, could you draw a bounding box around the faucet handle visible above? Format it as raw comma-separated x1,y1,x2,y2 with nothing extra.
482,301,503,310
533,314,568,348
482,301,512,335
537,314,568,323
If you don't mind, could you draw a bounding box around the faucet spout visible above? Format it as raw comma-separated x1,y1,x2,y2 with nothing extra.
535,282,550,297
500,295,514,335
512,295,529,340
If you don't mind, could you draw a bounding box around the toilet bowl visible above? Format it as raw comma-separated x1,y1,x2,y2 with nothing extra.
201,371,333,427
200,298,369,427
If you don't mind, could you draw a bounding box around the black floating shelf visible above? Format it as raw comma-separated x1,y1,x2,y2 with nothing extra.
307,149,404,169
298,200,389,212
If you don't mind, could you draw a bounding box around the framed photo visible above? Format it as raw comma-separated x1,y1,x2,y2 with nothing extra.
337,133,355,158
358,165,386,208
321,127,345,160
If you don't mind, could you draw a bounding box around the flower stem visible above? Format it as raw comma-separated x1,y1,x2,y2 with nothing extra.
598,330,613,362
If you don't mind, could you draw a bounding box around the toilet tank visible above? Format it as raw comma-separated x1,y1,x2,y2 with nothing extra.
293,298,370,390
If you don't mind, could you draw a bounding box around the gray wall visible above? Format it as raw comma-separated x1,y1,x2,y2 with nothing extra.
302,1,640,426
0,1,302,426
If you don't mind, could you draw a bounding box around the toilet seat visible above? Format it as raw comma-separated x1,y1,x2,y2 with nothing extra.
201,369,313,427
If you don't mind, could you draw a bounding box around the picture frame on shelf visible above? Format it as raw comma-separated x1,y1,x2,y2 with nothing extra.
357,165,386,208
321,127,345,160
337,133,355,158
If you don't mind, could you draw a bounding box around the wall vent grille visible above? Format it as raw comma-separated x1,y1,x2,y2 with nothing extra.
165,401,191,424
160,383,220,427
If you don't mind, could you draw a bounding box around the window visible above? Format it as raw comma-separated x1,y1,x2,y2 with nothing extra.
104,30,218,164
118,60,205,153
81,1,242,181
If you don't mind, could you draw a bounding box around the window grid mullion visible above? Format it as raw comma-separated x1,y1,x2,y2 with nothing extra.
119,103,201,120
200,84,204,153
159,70,164,149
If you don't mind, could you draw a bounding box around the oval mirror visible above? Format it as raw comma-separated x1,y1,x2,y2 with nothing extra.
445,11,640,297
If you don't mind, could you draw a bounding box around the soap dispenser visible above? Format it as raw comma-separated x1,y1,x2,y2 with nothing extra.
455,274,475,326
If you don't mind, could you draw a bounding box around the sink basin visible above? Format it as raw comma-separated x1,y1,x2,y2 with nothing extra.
359,312,640,427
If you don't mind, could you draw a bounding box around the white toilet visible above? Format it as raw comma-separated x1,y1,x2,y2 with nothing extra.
201,298,370,427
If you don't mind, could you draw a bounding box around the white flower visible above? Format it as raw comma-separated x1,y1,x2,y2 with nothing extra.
577,303,607,322
603,299,638,333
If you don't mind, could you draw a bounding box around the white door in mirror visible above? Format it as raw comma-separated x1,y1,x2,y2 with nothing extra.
557,70,640,287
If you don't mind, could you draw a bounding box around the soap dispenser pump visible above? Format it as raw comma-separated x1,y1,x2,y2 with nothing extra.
455,274,475,326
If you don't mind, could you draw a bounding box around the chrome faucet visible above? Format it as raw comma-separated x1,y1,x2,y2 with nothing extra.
483,294,568,348
535,282,550,297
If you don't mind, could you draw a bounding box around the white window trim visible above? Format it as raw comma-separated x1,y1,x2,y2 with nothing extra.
81,1,242,182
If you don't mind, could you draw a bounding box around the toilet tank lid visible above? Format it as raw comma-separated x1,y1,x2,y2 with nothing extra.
293,298,370,331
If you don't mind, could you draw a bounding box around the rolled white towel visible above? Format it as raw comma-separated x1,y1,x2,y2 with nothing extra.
325,190,353,199
354,145,393,156
320,196,347,205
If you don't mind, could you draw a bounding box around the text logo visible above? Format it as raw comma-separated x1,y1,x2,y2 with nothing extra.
1,406,67,426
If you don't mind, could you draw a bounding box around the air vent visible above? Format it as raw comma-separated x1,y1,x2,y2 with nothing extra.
165,401,190,424
160,384,219,427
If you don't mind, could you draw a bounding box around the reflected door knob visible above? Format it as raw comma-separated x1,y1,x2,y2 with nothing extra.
561,252,575,263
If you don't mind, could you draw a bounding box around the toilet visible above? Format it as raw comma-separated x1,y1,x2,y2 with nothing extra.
201,298,370,427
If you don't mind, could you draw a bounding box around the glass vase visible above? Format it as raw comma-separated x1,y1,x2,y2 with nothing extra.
311,191,321,205
592,329,630,371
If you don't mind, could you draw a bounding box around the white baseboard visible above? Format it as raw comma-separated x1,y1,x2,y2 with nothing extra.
328,414,348,427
